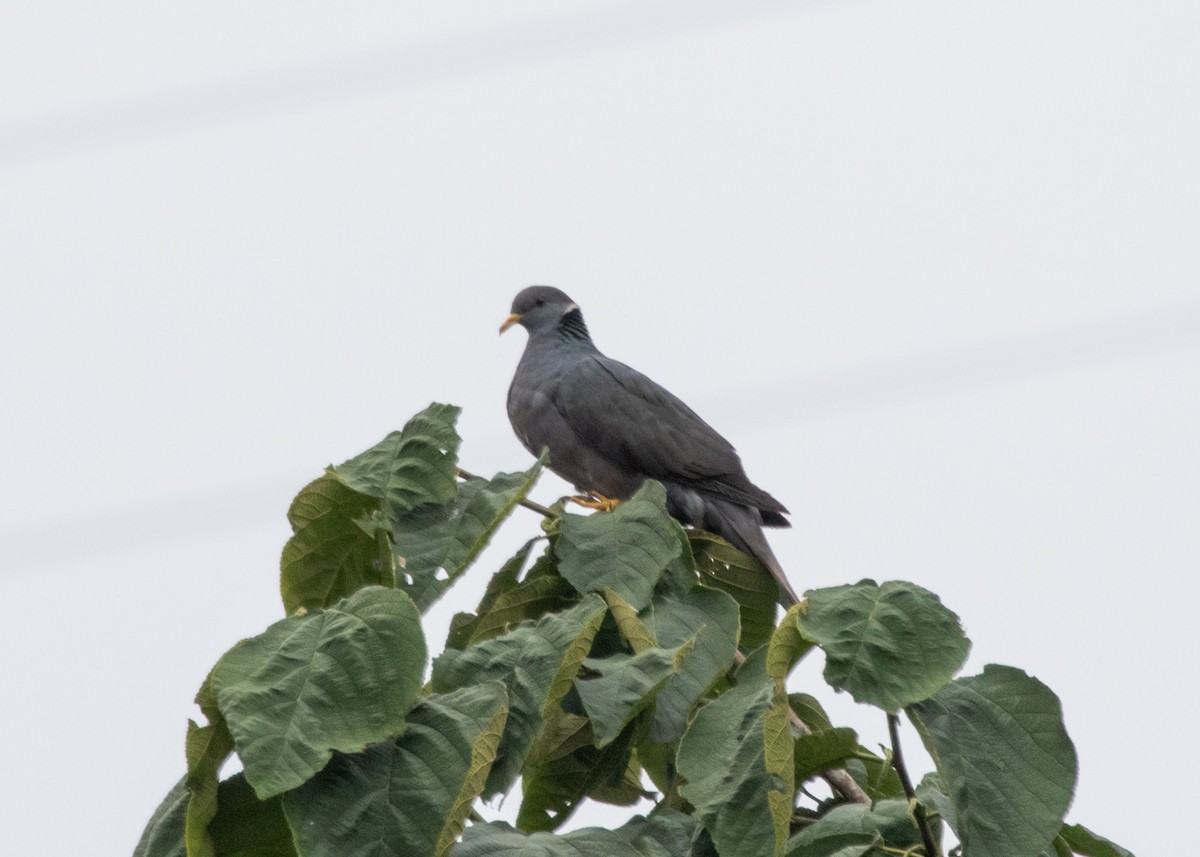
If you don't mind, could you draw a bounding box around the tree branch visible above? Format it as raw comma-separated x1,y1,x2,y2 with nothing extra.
887,713,939,857
455,466,558,518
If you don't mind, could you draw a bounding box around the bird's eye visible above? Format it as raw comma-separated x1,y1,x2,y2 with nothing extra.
534,298,546,307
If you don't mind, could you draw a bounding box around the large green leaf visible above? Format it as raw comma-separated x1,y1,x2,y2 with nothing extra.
575,644,687,748
517,714,646,832
555,481,682,610
184,675,235,857
689,531,778,651
800,579,970,711
1059,823,1135,857
909,664,1078,857
279,475,393,614
391,457,546,610
767,601,814,683
333,402,462,522
134,778,188,857
211,586,427,798
638,585,741,743
431,595,608,798
283,682,509,857
786,799,922,857
456,811,696,857
843,753,904,802
677,650,794,857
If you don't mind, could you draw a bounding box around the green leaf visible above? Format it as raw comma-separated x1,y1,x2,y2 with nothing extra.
134,778,187,857
844,752,905,801
909,664,1079,857
333,402,462,522
788,693,834,732
431,595,608,798
677,649,793,857
689,531,778,651
768,601,814,683
639,585,741,743
391,457,545,610
787,799,924,857
794,727,859,784
283,682,509,857
184,675,235,857
279,475,392,614
575,643,687,747
211,586,427,798
207,774,296,857
517,714,646,832
800,579,970,711
555,481,683,610
456,811,697,857
1059,823,1135,857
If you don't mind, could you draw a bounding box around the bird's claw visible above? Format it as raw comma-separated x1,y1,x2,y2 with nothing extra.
568,493,622,512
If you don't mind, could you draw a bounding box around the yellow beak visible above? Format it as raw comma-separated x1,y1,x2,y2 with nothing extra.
499,312,521,334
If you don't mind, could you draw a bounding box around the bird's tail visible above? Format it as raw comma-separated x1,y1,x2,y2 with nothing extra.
705,498,800,607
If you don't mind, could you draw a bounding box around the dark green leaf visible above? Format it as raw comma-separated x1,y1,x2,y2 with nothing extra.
516,715,646,832
279,475,391,614
788,693,834,732
909,664,1078,857
456,811,696,857
787,799,923,857
640,585,741,743
391,458,545,610
134,778,187,857
689,531,778,651
1059,823,1135,857
677,649,793,857
211,587,427,798
794,727,859,784
555,481,683,610
333,402,462,522
801,579,970,711
431,595,608,798
208,774,295,857
575,643,686,747
283,682,509,857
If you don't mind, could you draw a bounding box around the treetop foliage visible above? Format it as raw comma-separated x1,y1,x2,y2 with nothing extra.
135,403,1134,857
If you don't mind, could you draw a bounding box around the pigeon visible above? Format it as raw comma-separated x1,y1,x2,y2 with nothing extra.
501,285,799,606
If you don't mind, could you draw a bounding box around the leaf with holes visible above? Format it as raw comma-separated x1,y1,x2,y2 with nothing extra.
391,455,546,610
334,402,462,523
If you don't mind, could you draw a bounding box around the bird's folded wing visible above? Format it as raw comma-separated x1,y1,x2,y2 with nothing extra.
553,354,787,514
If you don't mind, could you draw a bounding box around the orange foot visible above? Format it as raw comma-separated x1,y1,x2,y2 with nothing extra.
568,493,622,512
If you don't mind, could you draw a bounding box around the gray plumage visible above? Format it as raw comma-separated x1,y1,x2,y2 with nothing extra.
501,285,799,606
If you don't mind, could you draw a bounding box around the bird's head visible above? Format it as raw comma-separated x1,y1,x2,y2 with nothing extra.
500,286,589,340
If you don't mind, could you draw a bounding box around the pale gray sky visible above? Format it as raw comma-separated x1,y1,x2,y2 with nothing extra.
2,2,1196,854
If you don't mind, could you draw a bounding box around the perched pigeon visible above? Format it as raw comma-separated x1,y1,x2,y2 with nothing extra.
501,285,799,605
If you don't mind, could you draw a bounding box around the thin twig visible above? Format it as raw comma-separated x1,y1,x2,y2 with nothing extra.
887,713,940,857
455,466,558,518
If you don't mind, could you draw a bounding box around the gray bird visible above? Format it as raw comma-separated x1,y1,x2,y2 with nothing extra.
501,285,799,606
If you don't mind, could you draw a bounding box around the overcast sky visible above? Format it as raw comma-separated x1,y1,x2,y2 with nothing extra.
2,2,1197,854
